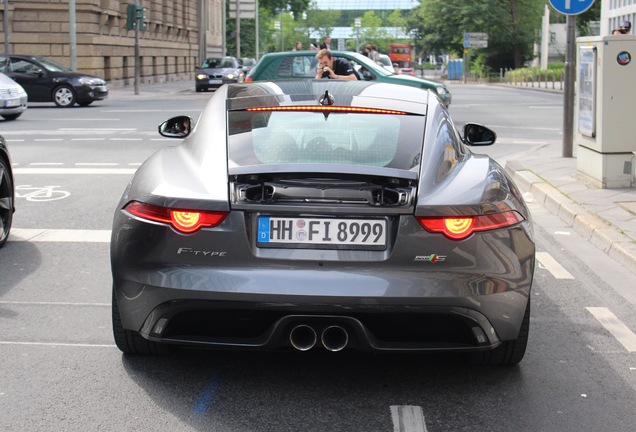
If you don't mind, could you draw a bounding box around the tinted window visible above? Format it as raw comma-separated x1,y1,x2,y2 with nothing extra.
228,110,425,171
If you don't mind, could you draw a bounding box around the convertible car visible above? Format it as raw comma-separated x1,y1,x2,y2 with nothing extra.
111,80,534,365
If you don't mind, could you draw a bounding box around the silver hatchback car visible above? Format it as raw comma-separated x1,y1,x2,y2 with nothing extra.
0,72,27,120
111,80,534,365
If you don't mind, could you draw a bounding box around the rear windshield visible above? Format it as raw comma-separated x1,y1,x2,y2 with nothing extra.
228,110,425,171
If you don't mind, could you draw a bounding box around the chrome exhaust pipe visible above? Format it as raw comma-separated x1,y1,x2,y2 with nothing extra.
289,324,317,351
321,325,349,352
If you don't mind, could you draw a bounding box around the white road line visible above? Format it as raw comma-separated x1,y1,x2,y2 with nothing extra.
512,141,548,144
58,128,135,131
34,139,64,142
586,307,636,352
0,341,116,348
29,162,64,166
0,301,109,307
10,228,111,243
109,138,143,141
13,167,136,175
71,138,107,141
536,251,575,279
75,162,120,166
391,406,427,432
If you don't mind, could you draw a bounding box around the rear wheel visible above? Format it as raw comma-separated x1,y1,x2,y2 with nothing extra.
471,298,530,366
0,157,14,248
112,286,172,355
53,85,76,107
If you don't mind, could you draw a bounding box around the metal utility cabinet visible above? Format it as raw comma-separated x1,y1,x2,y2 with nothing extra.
576,35,636,188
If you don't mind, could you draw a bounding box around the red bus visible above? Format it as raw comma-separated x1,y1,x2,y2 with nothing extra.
389,44,413,68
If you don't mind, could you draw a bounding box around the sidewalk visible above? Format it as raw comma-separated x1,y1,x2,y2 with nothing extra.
505,144,636,274
108,79,636,274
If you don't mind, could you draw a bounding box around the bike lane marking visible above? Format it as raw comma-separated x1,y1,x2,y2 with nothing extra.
586,307,636,353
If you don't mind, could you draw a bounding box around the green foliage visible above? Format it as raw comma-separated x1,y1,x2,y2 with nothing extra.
406,0,545,70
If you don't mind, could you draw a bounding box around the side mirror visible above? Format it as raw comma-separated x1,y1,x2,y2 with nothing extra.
158,115,193,139
462,123,496,146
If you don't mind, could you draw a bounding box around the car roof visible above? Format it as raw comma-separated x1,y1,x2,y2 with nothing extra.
226,80,430,115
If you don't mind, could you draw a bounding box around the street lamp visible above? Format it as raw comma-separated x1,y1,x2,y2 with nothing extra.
274,20,280,52
355,18,361,53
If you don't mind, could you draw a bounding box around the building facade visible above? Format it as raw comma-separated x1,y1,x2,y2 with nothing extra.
0,0,224,88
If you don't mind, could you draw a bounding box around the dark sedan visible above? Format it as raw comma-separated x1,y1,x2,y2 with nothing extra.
0,136,14,248
195,56,245,92
245,51,451,107
0,55,108,107
111,80,533,365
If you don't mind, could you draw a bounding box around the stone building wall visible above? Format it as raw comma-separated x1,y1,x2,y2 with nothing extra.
0,0,221,88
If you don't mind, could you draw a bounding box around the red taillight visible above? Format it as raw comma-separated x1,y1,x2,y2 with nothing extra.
416,211,524,240
124,201,228,234
245,77,253,82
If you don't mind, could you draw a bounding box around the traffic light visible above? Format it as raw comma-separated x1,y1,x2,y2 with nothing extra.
125,4,147,31
126,4,136,30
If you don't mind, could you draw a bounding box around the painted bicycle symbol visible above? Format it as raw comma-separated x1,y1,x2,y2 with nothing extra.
15,185,71,202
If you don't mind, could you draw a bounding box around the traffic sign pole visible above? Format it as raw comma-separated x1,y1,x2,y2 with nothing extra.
549,0,595,157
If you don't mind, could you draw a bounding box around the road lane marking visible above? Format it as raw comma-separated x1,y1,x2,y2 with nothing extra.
10,228,111,243
58,128,135,131
75,162,120,166
390,406,427,432
536,251,574,279
29,162,63,166
14,167,136,175
0,301,109,306
0,341,116,348
586,307,636,352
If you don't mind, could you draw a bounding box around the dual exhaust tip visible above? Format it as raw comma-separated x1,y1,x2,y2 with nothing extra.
289,324,349,352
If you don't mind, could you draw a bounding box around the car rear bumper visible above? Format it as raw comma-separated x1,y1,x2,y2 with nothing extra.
113,273,531,353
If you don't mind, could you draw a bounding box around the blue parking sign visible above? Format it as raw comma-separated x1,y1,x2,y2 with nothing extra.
549,0,595,15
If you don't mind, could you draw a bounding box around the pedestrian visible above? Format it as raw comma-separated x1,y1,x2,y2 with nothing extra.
319,36,332,50
293,41,302,51
309,43,318,51
314,49,358,80
612,21,632,35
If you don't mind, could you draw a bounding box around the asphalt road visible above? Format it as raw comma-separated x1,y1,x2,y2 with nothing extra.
1,84,635,431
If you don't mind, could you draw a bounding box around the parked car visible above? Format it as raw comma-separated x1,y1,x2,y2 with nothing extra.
376,54,397,73
245,51,451,107
398,67,416,76
0,55,108,107
0,72,28,120
240,57,257,74
195,56,245,92
111,80,534,365
0,136,14,248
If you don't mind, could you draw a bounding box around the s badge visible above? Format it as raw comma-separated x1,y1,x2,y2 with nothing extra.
415,254,446,263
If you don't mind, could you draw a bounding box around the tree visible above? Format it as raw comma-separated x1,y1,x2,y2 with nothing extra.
406,0,544,70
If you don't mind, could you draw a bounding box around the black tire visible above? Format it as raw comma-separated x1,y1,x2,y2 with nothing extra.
0,157,14,248
1,113,21,121
53,85,76,107
112,286,172,355
471,298,530,366
77,101,93,107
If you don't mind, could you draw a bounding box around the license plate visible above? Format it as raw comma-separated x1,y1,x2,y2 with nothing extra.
209,79,222,84
5,99,20,107
96,85,108,92
257,217,387,250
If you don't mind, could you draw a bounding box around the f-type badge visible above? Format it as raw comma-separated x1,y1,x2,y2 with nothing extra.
415,254,446,262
